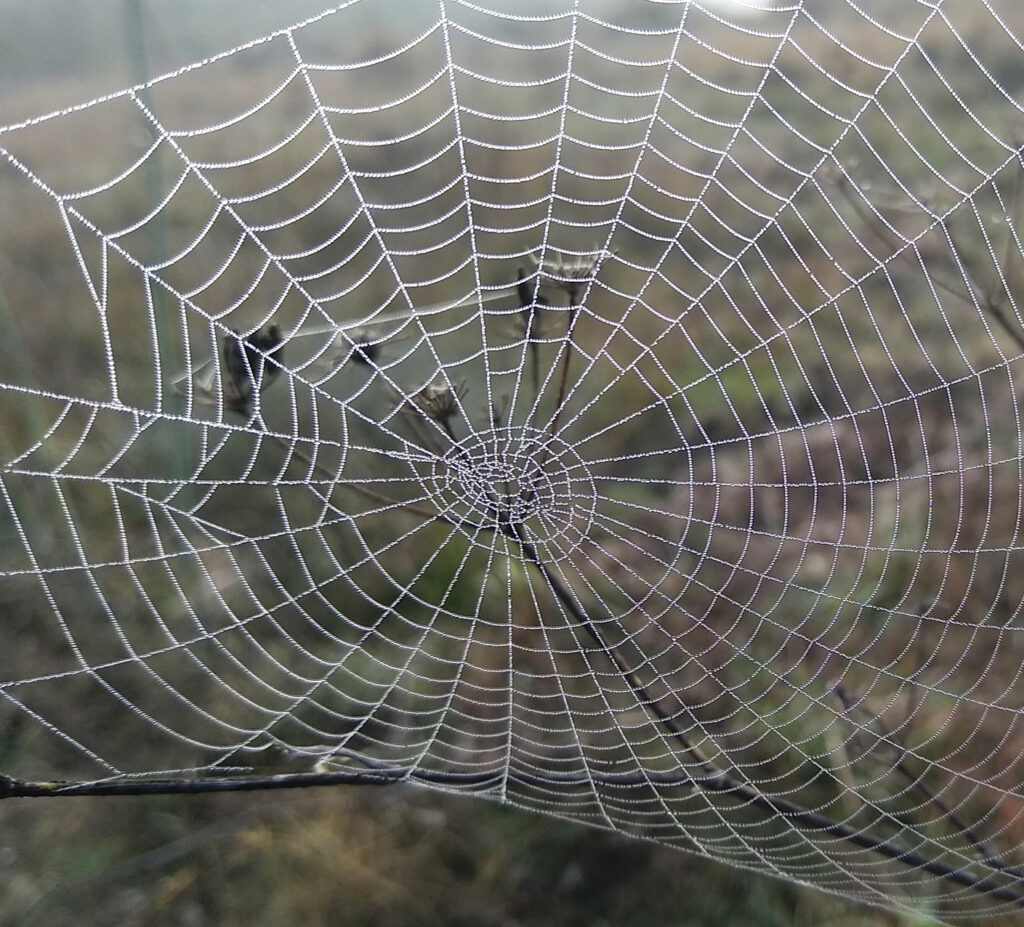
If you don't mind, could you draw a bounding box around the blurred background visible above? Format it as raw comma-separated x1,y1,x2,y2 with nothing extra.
3,1,1024,924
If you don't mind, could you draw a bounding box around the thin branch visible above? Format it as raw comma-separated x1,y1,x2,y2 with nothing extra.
546,299,580,443
832,170,1024,351
508,520,722,779
509,521,1024,906
267,434,444,524
833,684,1024,881
5,765,1023,907
999,156,1022,301
944,226,1024,352
516,267,545,410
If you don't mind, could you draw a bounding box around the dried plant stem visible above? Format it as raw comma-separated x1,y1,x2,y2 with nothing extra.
516,266,545,424
833,684,1024,880
546,303,579,441
999,158,1022,301
510,520,1024,904
834,173,1024,351
529,327,540,408
945,231,1024,352
508,521,721,779
266,434,448,526
8,664,1024,907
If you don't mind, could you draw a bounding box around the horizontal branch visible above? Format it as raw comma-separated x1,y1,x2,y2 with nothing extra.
4,765,1024,908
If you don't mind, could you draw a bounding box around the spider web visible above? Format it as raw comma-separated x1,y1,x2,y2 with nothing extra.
3,0,1024,920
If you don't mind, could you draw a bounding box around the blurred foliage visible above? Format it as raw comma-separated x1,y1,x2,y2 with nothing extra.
4,0,1024,925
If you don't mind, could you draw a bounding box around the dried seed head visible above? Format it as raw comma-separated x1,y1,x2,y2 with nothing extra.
529,247,615,299
220,323,284,414
412,380,468,424
253,324,284,376
321,322,415,376
328,329,384,370
350,334,382,367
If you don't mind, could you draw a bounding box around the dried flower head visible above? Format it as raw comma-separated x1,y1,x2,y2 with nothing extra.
411,380,468,424
177,323,284,414
319,321,418,377
221,324,284,413
529,247,615,303
349,332,383,367
325,328,385,371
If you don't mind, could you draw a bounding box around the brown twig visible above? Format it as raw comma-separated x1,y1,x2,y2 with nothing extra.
546,301,579,442
6,751,1024,906
507,519,722,779
267,435,441,522
833,683,1024,881
832,169,1024,351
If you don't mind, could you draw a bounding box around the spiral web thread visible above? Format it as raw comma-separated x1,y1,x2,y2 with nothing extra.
3,0,1024,920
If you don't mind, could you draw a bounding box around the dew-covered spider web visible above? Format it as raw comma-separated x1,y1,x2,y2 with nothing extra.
4,0,1024,921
